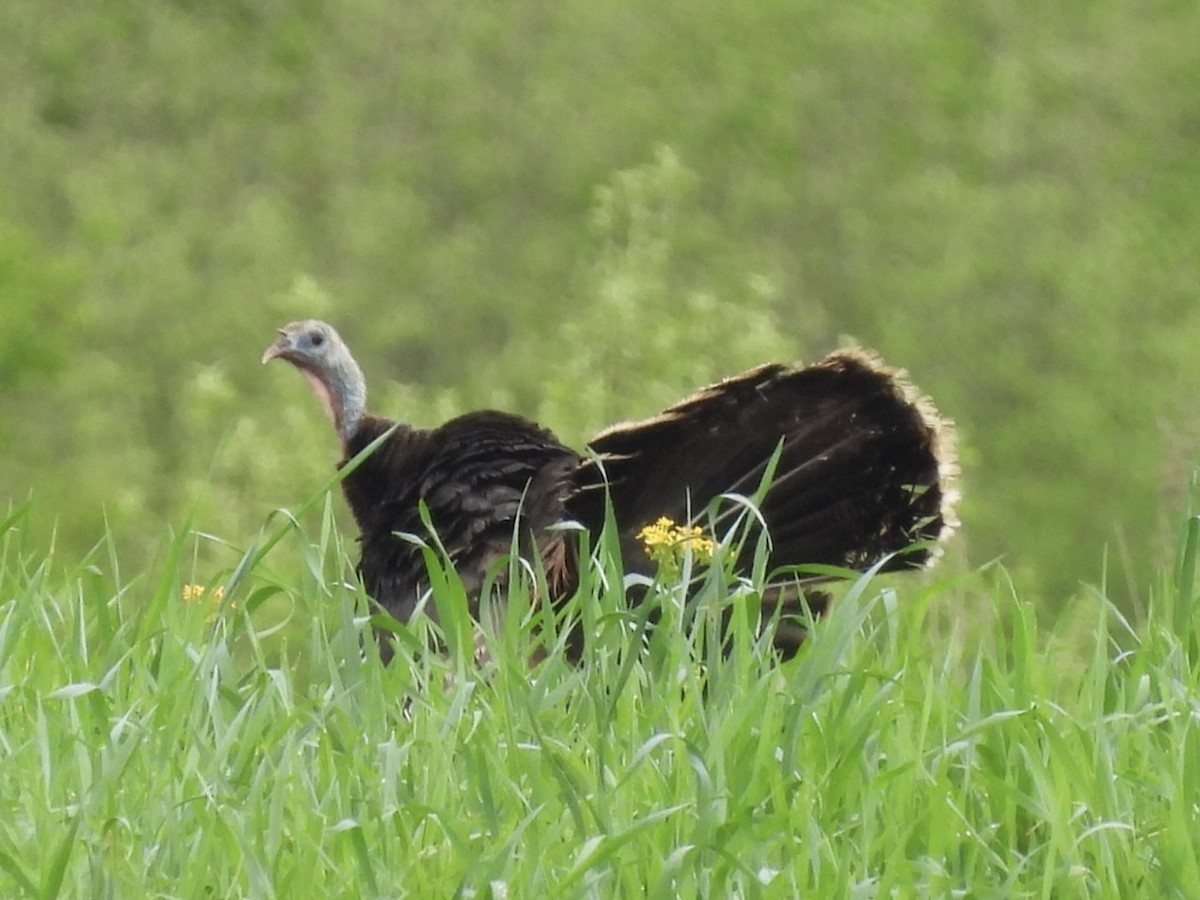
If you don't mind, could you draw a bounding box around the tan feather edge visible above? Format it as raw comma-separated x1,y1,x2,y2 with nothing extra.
822,347,961,563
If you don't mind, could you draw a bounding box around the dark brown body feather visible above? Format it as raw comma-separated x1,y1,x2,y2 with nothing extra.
336,348,956,657
342,412,579,624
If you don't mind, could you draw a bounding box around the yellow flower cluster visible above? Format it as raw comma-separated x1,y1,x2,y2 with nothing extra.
637,516,716,574
182,583,230,627
181,583,225,603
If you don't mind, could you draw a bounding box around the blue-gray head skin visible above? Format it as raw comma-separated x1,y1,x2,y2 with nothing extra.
262,320,366,446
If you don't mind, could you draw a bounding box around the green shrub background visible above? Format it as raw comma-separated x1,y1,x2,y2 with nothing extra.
2,1,1198,612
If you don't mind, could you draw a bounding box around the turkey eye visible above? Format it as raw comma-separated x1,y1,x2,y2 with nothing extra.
311,332,325,347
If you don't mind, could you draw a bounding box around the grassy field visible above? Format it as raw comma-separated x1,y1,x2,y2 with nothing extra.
2,495,1200,898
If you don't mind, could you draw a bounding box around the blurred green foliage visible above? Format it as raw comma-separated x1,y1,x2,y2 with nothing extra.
0,220,77,389
1,0,1197,612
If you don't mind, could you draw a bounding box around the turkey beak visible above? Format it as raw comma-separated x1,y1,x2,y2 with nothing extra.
261,330,292,364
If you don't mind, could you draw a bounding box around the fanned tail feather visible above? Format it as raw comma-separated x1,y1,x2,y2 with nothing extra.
569,347,959,590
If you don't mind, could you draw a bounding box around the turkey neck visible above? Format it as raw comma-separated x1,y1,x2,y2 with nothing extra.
305,348,366,449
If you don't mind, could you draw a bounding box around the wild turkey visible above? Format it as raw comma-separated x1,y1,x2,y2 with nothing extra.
263,319,957,658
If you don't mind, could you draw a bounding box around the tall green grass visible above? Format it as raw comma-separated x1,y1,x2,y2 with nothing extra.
2,498,1200,897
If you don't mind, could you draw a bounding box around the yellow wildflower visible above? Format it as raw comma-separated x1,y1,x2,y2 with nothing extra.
637,516,715,578
181,583,225,604
182,583,230,627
